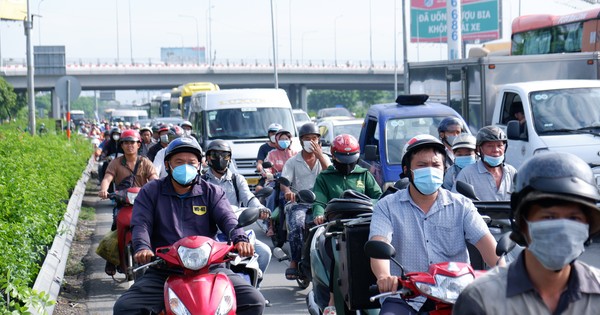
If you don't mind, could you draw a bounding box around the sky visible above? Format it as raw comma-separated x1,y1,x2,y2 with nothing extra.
1,0,598,103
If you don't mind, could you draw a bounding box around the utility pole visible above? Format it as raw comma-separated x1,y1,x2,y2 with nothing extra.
26,0,36,135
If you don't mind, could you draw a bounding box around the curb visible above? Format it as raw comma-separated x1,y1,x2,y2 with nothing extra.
29,156,95,315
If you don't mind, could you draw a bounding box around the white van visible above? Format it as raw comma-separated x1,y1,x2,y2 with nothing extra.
188,89,298,188
110,109,149,124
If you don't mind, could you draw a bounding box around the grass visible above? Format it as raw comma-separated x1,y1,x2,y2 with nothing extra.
79,206,95,221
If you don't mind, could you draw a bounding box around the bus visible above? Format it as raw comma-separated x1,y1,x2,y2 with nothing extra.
171,82,220,118
511,7,600,55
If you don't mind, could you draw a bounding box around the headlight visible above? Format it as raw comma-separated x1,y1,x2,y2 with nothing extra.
177,242,211,270
415,273,475,304
127,191,139,204
167,288,191,315
215,284,235,315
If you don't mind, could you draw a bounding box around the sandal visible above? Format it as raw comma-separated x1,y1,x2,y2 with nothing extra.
323,306,337,315
285,267,299,280
105,261,116,276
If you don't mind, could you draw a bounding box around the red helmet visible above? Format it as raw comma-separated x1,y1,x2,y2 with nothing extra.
120,129,141,142
331,134,360,163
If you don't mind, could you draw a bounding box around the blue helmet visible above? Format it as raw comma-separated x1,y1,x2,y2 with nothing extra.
164,137,203,161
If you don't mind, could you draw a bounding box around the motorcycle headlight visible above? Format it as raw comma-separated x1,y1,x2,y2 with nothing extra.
415,273,475,304
127,191,139,204
177,242,211,270
167,288,191,315
215,284,235,315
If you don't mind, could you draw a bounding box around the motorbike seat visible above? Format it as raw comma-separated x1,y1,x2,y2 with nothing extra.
325,198,373,221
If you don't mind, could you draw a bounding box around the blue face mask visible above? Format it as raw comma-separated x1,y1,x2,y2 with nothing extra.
278,140,291,150
527,219,589,270
455,155,476,169
171,164,198,186
483,154,504,167
412,167,444,195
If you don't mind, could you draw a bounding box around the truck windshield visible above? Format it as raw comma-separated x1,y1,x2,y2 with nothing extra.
206,107,295,140
531,88,600,134
385,117,446,164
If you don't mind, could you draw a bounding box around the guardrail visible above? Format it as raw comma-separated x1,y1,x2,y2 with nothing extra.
28,156,94,315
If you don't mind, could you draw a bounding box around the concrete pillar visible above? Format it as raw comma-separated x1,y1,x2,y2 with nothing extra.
288,84,298,108
51,91,62,119
300,85,308,112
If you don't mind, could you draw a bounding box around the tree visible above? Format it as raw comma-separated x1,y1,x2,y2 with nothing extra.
307,89,394,118
0,78,20,122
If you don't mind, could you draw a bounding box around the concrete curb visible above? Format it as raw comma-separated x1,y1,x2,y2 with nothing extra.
29,156,94,315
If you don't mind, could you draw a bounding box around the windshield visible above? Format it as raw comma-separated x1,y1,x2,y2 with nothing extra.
531,87,600,133
334,123,362,140
385,116,448,164
294,112,310,122
206,107,295,140
319,108,352,118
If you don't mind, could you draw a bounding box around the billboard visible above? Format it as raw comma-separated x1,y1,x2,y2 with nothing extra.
0,0,26,21
410,0,500,43
160,47,206,64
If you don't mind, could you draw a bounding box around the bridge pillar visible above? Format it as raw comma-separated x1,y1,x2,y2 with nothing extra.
51,91,61,119
299,85,308,113
287,85,298,108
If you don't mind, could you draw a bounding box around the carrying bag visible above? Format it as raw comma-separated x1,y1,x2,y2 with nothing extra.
115,157,141,191
96,230,120,266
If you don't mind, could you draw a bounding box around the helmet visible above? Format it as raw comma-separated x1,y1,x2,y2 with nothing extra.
268,123,283,134
298,122,320,138
275,129,292,140
139,126,152,134
206,139,232,154
151,125,160,133
168,125,184,142
181,121,193,129
510,152,600,244
437,116,464,133
451,134,476,151
331,134,360,163
164,137,203,161
476,125,507,146
120,129,141,142
158,124,170,134
401,134,446,169
110,127,121,135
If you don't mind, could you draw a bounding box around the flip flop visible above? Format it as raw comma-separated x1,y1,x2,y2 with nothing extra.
285,267,299,280
105,261,116,276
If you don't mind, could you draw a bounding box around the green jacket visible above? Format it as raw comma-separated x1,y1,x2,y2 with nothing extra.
312,165,382,218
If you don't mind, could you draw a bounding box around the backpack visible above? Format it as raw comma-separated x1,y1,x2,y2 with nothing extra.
202,172,241,205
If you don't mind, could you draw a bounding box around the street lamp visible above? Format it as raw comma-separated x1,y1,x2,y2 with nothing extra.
301,30,317,65
369,0,373,68
128,0,134,65
179,14,201,65
37,0,45,46
206,0,214,66
334,15,342,66
270,0,279,88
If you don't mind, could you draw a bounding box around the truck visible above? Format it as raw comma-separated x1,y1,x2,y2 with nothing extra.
187,88,298,190
408,52,600,183
170,82,220,118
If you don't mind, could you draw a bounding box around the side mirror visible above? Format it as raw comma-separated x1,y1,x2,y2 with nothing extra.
320,139,331,147
455,180,479,201
364,144,378,161
277,177,292,187
254,186,274,198
236,207,260,228
262,161,273,169
364,240,396,260
298,189,316,203
496,232,517,257
507,120,527,141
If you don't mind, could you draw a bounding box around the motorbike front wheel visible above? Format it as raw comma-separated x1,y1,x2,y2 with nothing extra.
297,274,310,289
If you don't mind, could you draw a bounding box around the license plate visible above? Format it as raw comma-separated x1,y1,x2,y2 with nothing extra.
246,177,260,185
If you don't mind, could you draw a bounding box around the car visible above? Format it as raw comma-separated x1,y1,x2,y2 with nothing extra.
318,118,364,155
316,107,354,121
151,117,184,127
292,109,312,131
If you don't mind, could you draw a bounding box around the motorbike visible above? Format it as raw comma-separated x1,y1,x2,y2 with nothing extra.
133,207,261,315
108,186,142,282
269,176,314,248
364,238,515,315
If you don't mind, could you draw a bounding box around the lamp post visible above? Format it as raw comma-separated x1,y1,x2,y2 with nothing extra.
179,14,201,65
207,0,214,66
128,0,134,65
301,30,316,65
116,0,120,64
270,0,279,88
37,0,45,46
394,0,398,97
334,15,342,66
369,0,373,68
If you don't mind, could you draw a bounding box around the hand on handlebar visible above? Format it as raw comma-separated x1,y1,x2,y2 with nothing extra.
98,190,109,199
259,207,271,220
284,191,296,203
376,275,399,294
135,249,155,265
235,242,254,257
314,215,325,225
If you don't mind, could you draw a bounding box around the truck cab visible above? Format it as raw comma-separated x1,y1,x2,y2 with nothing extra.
358,95,468,190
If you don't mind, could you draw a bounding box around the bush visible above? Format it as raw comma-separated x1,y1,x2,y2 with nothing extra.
0,121,91,313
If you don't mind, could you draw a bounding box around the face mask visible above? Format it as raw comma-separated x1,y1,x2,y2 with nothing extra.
112,134,120,141
269,135,276,143
483,154,504,167
183,130,192,136
412,167,444,195
333,160,357,176
454,155,476,169
527,219,589,270
171,164,198,186
210,158,229,172
160,134,169,144
303,140,314,153
445,135,457,146
278,140,290,150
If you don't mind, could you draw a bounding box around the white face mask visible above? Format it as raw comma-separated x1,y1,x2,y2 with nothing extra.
269,135,276,143
303,140,314,153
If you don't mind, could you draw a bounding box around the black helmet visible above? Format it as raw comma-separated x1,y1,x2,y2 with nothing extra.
164,136,203,161
437,116,464,133
206,139,232,154
401,134,446,170
167,125,184,142
476,125,507,146
510,152,600,245
110,127,121,135
299,122,320,138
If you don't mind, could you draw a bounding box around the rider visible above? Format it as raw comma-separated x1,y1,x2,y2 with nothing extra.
113,137,265,314
153,126,184,178
442,133,477,191
255,123,282,192
437,116,466,168
98,127,123,183
279,122,330,280
454,152,600,314
453,126,517,201
98,129,158,275
202,140,273,287
146,124,170,162
369,134,502,315
138,126,155,157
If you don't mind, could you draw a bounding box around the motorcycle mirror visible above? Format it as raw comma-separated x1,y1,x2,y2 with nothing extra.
254,186,274,198
277,177,292,187
262,161,273,169
394,177,410,190
236,207,260,228
455,181,480,201
496,232,516,258
364,240,396,260
298,189,316,203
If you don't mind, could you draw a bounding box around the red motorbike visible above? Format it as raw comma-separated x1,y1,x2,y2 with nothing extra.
133,207,260,315
109,186,141,281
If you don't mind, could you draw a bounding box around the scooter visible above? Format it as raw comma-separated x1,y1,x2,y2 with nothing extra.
364,239,515,314
108,186,142,282
133,207,261,315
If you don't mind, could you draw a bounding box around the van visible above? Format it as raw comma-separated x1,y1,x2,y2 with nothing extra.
110,109,149,124
70,110,86,125
188,89,297,189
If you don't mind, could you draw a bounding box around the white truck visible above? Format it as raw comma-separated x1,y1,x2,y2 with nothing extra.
187,88,298,189
408,52,600,183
